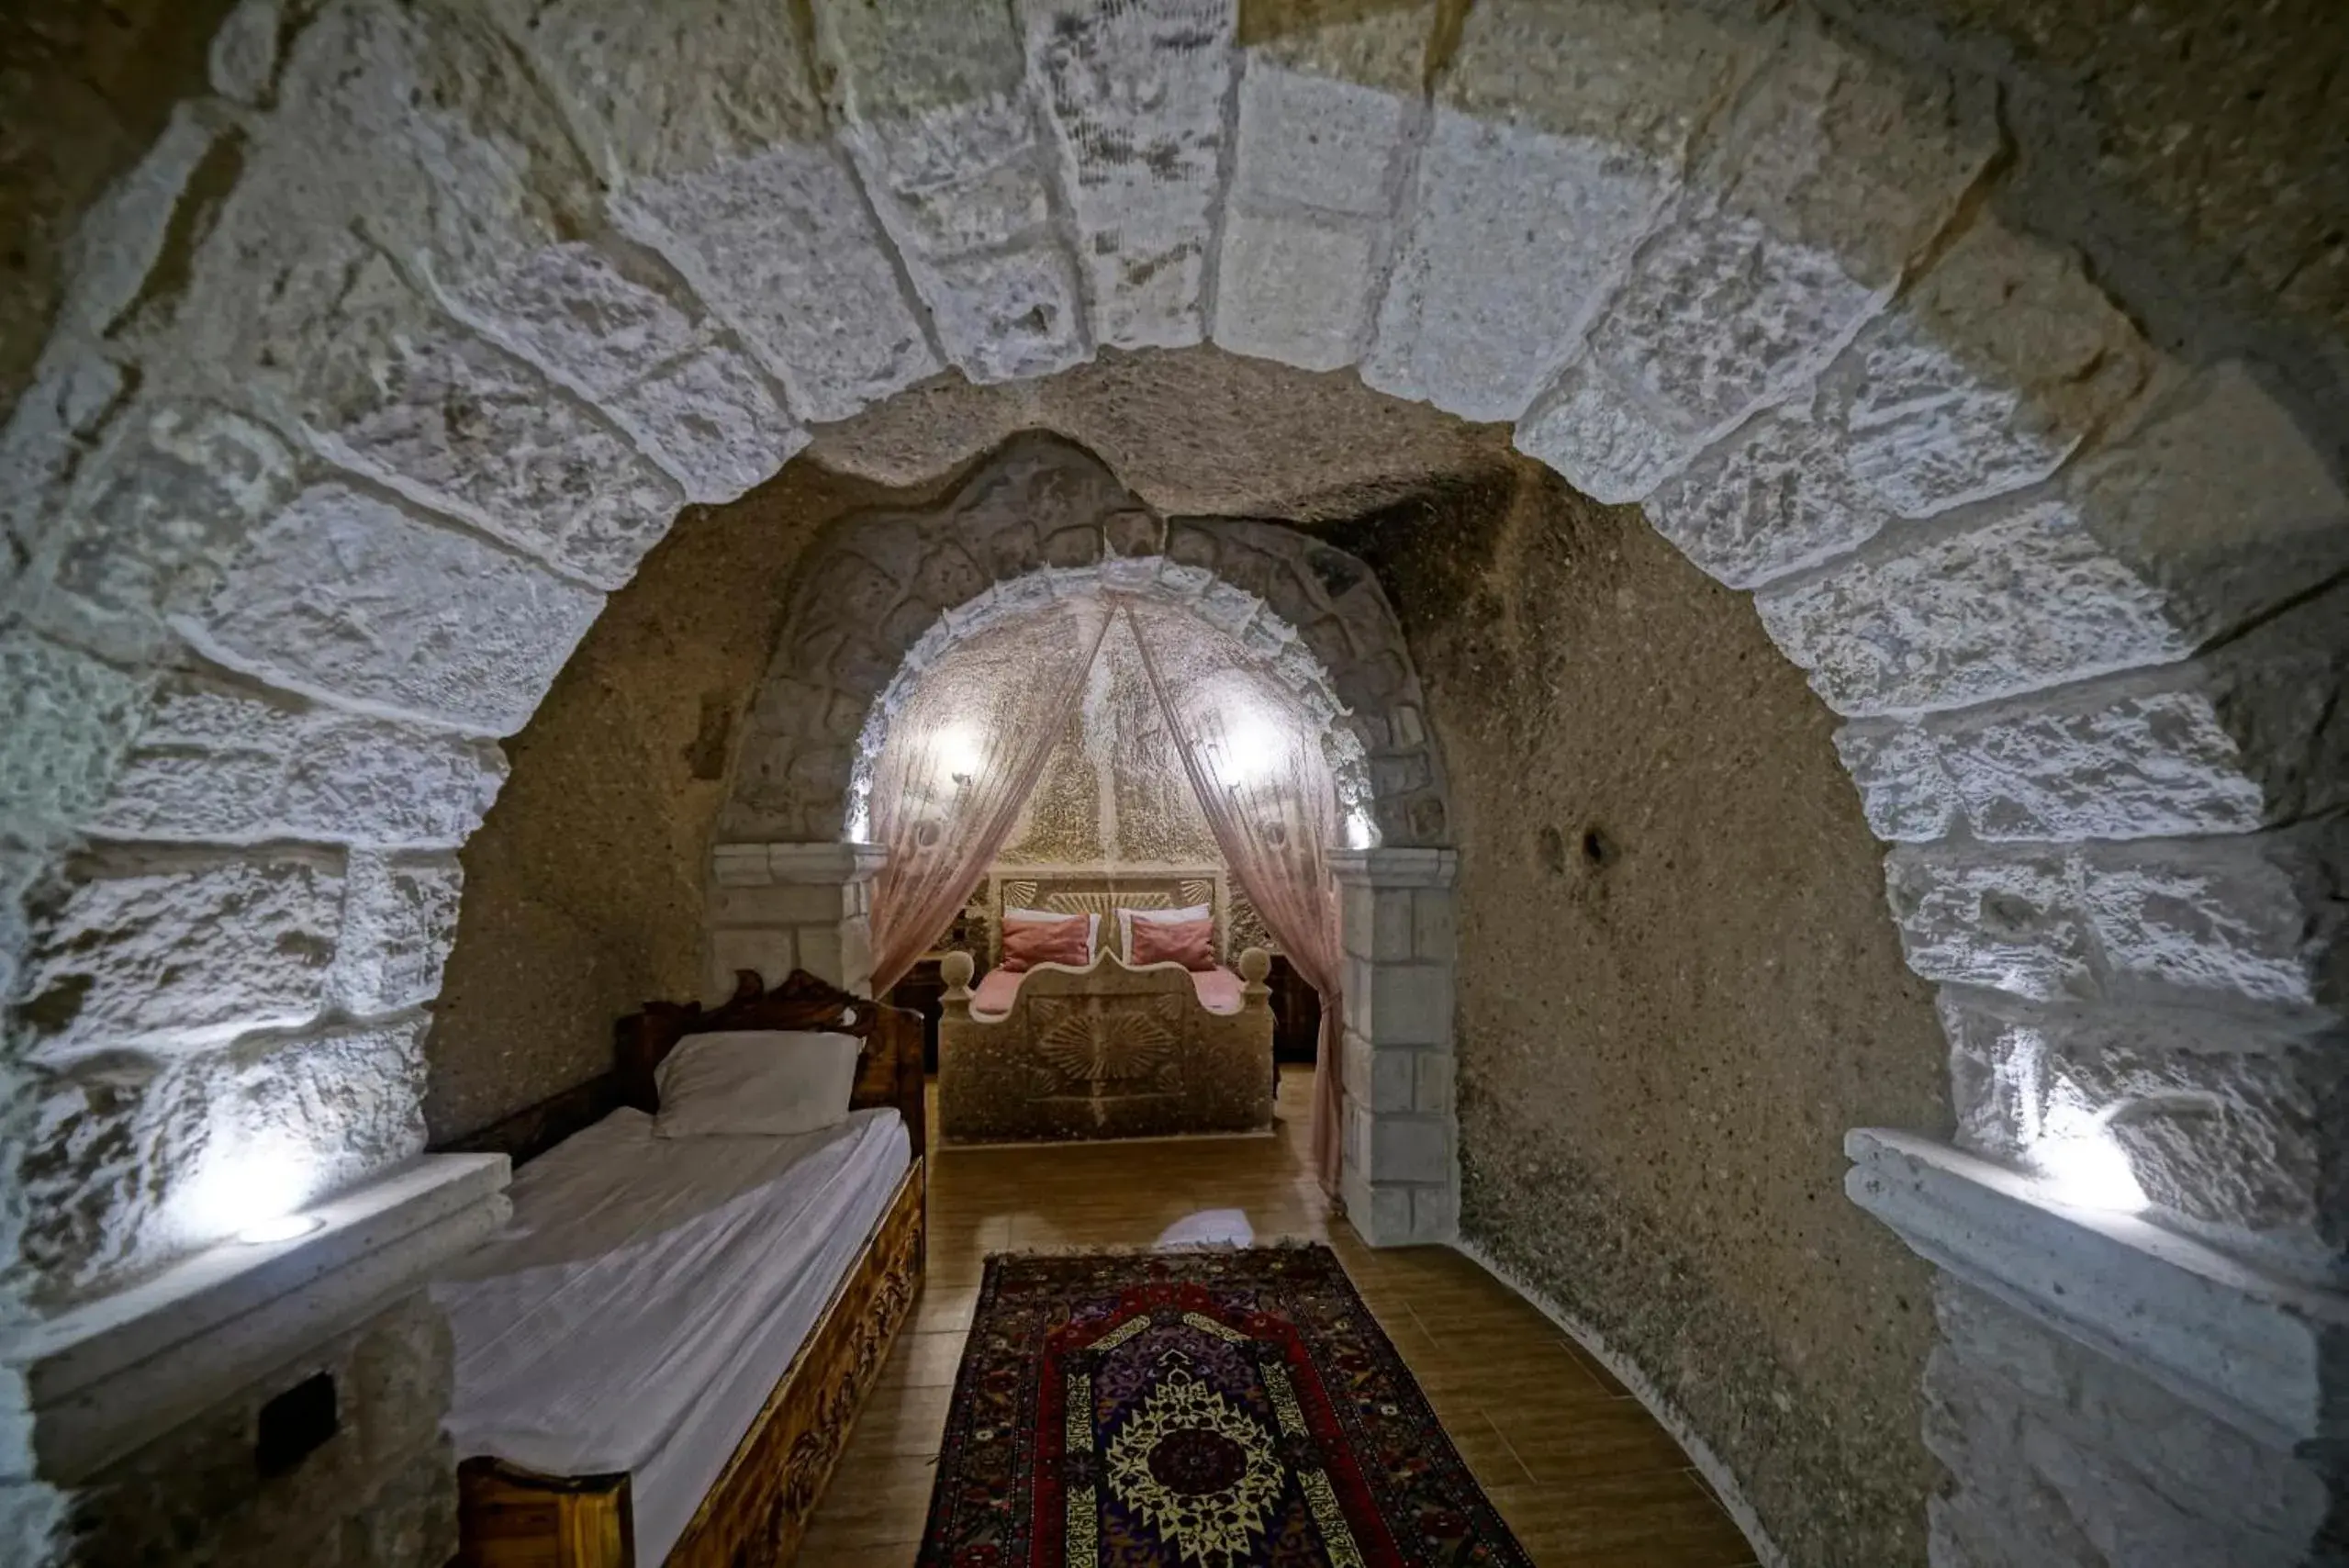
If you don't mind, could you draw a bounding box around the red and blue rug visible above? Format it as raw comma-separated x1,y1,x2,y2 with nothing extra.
916,1246,1532,1568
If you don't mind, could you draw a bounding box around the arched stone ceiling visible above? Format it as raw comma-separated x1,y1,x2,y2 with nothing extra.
723,436,1438,851
0,0,2340,1361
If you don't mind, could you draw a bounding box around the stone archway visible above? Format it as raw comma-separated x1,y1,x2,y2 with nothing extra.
718,435,1445,850
705,434,1465,1248
2,2,2343,1564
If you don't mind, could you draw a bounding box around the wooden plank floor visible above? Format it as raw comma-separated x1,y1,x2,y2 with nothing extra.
797,1069,1760,1568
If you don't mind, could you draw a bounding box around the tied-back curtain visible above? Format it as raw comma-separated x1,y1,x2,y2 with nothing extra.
868,606,1113,994
1124,602,1348,1194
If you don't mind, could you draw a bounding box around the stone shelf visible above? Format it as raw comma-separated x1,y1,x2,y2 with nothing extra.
1845,1127,2345,1450
1,1153,509,1484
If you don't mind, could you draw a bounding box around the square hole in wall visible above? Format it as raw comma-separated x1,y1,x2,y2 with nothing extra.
256,1372,338,1477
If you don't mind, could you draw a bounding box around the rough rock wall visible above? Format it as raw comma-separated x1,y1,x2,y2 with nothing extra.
724,432,1437,849
0,0,2335,1561
1333,465,1955,1567
7,0,2338,1316
1813,0,2349,470
65,1291,454,1568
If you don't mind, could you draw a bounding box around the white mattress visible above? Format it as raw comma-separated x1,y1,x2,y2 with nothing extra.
432,1106,911,1564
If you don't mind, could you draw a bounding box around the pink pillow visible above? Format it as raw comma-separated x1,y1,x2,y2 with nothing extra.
1001,914,1091,972
1131,916,1216,971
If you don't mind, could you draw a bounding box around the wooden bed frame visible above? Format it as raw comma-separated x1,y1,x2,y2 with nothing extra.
442,969,927,1567
941,868,1274,1143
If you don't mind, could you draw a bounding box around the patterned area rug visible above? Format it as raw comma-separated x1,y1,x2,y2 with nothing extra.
917,1246,1533,1568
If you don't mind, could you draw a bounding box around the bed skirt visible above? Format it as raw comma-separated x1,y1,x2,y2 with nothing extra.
454,1157,926,1566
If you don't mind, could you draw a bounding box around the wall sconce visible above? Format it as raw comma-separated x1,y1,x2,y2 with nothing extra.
1207,713,1281,787
180,1142,323,1250
932,721,985,788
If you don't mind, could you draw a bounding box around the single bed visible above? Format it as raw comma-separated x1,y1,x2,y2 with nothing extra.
937,869,1276,1143
434,969,925,1567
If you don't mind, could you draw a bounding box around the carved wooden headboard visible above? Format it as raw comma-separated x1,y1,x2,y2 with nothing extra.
436,969,926,1170
986,867,1225,962
618,969,926,1168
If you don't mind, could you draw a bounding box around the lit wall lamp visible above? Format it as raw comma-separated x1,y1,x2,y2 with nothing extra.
932,721,985,788
177,1141,328,1249
1207,713,1281,787
2027,1120,2149,1214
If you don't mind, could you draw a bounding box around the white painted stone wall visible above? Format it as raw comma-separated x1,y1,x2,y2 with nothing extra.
1334,848,1460,1247
0,1154,505,1568
705,843,886,1000
1848,1130,2344,1567
1925,1279,2333,1568
0,0,2341,1562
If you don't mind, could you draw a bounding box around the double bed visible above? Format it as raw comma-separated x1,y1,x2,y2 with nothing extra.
435,970,925,1567
936,868,1276,1143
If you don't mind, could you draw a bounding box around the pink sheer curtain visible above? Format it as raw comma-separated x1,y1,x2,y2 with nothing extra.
1124,602,1348,1194
867,606,1113,993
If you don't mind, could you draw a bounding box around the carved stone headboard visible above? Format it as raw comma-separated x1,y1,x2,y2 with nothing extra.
984,867,1225,963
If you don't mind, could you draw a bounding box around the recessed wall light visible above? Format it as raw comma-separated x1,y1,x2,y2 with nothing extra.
237,1214,324,1245
2030,1132,2148,1214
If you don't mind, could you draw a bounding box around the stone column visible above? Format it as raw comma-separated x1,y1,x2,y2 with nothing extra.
1331,847,1459,1247
706,842,887,998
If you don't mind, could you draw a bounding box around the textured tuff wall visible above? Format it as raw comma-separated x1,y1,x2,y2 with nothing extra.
1333,465,1954,1566
66,1291,456,1567
440,386,1954,1561
0,0,245,424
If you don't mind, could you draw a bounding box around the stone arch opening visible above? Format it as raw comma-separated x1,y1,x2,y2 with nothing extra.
833,557,1387,853
699,431,1466,1246
0,2,2342,1564
715,434,1443,855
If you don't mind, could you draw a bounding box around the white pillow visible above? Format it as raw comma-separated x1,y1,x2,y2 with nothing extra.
1117,902,1211,958
653,1030,862,1138
1004,906,1100,961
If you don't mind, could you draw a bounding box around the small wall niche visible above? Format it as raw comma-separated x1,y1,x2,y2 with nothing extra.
255,1371,338,1477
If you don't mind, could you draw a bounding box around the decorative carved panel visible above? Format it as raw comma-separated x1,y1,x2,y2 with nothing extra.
1031,993,1186,1096
984,868,1226,963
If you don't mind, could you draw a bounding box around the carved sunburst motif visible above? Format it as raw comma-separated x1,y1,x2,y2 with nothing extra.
1033,999,1181,1090
1102,1355,1284,1567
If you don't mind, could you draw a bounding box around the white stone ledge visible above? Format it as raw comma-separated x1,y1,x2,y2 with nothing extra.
0,1153,509,1484
713,841,888,886
1845,1128,2345,1450
1330,846,1458,889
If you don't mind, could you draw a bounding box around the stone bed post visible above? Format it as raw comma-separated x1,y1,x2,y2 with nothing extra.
1332,848,1460,1247
706,843,887,998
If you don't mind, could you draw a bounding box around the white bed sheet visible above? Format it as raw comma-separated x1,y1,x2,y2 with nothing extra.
432,1105,910,1563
